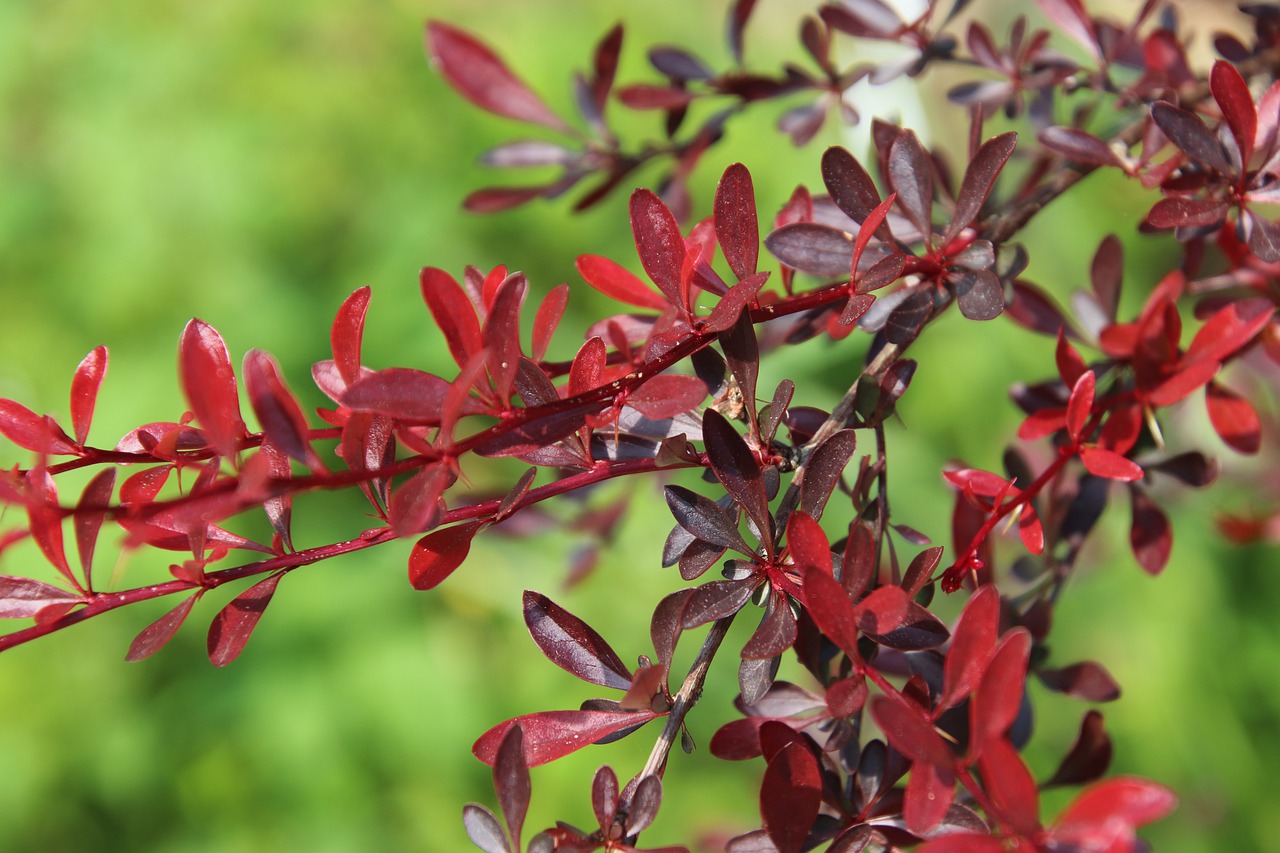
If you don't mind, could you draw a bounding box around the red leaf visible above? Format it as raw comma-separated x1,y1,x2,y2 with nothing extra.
244,350,319,469
760,741,822,853
409,520,483,590
494,725,531,851
125,591,201,661
1145,357,1219,406
616,84,697,110
1066,371,1095,443
630,189,686,308
1211,60,1256,164
1185,298,1274,367
179,319,246,460
575,255,669,311
341,368,466,424
207,572,283,666
702,274,766,333
939,584,999,710
1129,489,1171,575
0,399,77,455
943,468,1012,500
25,468,72,584
388,465,451,537
421,267,484,368
1053,776,1177,834
977,736,1041,836
473,709,659,767
1079,446,1143,481
869,695,955,769
1145,197,1228,229
1037,126,1126,168
425,22,568,131
905,760,955,836
851,584,910,636
714,163,760,281
0,575,83,619
1206,381,1261,454
73,468,116,590
786,511,831,577
531,283,569,363
331,287,371,386
70,345,108,446
801,564,860,658
970,628,1032,749
629,374,707,420
523,590,633,690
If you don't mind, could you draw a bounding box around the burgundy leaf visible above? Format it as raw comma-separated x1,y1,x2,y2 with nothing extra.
523,590,633,690
702,409,768,532
1129,489,1171,575
1090,235,1123,320
494,724,530,851
426,22,568,131
473,709,659,767
905,759,955,836
681,579,756,629
1080,447,1143,481
715,163,760,280
409,520,483,590
1145,197,1228,229
728,0,759,63
821,146,886,235
244,350,317,469
125,590,201,661
1006,280,1072,337
1046,710,1113,787
954,270,1004,320
785,511,831,576
1211,60,1256,165
617,84,697,110
626,774,664,836
760,741,821,853
70,345,108,446
1150,101,1231,174
331,286,371,386
473,401,609,458
946,131,1017,239
1037,126,1125,168
629,374,707,420
591,764,619,832
631,189,686,307
421,267,483,368
665,485,752,556
207,572,283,666
483,273,528,403
341,368,462,424
741,595,798,659
1037,0,1099,58
0,399,77,455
1206,381,1261,454
869,695,955,768
463,185,549,213
970,628,1032,748
388,464,450,537
764,222,854,276
73,468,116,589
799,430,856,521
0,575,84,619
901,546,941,598
179,319,247,460
801,564,860,657
719,309,760,425
702,274,766,334
651,588,692,667
939,584,999,710
1038,661,1121,701
888,130,934,238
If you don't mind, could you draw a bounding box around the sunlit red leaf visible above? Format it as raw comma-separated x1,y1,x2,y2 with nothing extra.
70,346,108,446
388,465,451,537
905,760,955,836
800,564,860,657
473,709,660,767
1053,776,1177,836
714,163,760,281
179,319,246,460
1080,447,1143,481
629,374,707,419
341,368,462,424
631,189,687,308
425,22,568,131
0,575,84,619
408,520,482,590
73,468,115,590
1066,370,1095,443
939,584,998,710
421,267,483,368
0,399,77,455
523,590,633,690
1206,381,1261,454
207,572,283,666
575,254,670,311
125,590,201,661
970,628,1032,749
331,287,371,386
1211,60,1256,165
244,350,318,469
977,736,1041,836
531,283,569,363
869,695,955,768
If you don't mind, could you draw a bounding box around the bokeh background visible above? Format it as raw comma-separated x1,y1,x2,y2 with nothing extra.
1,1,1276,851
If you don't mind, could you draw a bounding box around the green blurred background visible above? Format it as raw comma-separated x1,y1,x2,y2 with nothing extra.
0,1,1275,850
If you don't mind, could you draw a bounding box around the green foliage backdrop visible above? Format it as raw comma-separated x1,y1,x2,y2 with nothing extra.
0,2,1275,850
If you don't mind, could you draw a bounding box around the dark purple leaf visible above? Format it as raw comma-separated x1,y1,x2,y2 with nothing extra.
1037,126,1126,168
1146,197,1228,229
888,130,934,238
617,84,697,110
462,804,511,853
591,764,619,831
954,270,1004,320
764,222,853,276
703,408,769,532
627,774,664,835
494,725,530,850
728,0,759,63
1007,280,1072,337
799,430,856,520
523,590,633,690
1211,60,1256,164
821,147,887,236
426,22,568,131
1046,710,1112,787
665,485,753,556
1150,101,1232,174
1247,212,1280,262
207,572,283,667
1129,488,1171,574
1090,235,1123,320
741,596,798,659
1038,661,1121,701
946,132,1017,239
651,588,692,666
719,309,760,425
681,579,756,629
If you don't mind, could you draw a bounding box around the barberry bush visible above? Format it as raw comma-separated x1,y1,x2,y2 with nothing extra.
2,1,1279,850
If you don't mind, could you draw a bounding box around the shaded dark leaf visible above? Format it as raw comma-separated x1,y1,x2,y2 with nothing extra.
1150,101,1231,174
627,774,664,835
1129,488,1171,575
728,0,759,63
888,130,934,238
494,725,530,851
761,742,822,853
462,804,511,853
800,430,856,520
1038,661,1121,701
681,579,756,628
947,132,1017,239
1046,710,1112,787
1037,126,1125,168
742,597,798,659
764,222,854,276
245,350,318,469
665,485,753,556
703,408,769,532
954,270,1004,320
